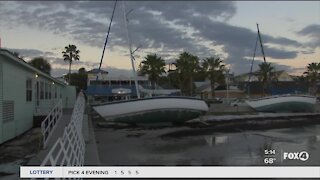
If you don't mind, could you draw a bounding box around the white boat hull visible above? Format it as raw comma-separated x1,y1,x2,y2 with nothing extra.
246,95,316,113
92,97,209,124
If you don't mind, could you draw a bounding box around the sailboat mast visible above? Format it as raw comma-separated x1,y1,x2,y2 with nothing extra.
257,24,274,94
247,33,259,97
257,23,267,63
122,1,141,99
97,0,118,80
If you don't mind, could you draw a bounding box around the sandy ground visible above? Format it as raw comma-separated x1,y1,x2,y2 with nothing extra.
0,128,42,177
93,119,320,166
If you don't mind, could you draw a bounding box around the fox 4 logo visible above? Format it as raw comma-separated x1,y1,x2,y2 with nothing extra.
283,151,309,161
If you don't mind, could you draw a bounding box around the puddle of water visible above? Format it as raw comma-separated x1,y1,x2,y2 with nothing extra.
94,119,320,166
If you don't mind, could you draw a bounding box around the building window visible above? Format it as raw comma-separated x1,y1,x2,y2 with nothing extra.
26,78,32,102
51,85,54,99
45,83,48,99
55,86,57,99
49,84,52,99
40,82,44,99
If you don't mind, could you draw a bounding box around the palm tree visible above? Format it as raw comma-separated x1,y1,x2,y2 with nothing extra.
167,71,179,88
62,44,80,83
304,62,320,95
28,57,51,75
138,54,166,90
175,52,200,96
202,56,225,98
256,62,276,96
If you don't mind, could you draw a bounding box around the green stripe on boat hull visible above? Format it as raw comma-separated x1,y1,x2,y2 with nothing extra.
104,109,206,124
255,102,315,113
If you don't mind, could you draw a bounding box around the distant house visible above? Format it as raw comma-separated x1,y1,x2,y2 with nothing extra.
85,68,152,103
0,48,76,144
275,71,294,81
195,72,243,99
196,84,244,99
195,82,245,99
234,72,258,82
234,70,293,83
87,68,109,85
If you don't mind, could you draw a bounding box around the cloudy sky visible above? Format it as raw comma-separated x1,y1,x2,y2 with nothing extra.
0,1,319,77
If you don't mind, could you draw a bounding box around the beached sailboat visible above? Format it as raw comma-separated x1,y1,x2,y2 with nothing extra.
245,24,316,113
92,1,208,124
246,94,316,113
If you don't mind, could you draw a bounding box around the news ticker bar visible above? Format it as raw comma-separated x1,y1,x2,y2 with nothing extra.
21,166,320,178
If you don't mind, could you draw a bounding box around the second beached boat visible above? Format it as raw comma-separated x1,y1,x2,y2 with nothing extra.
245,24,316,113
246,94,316,113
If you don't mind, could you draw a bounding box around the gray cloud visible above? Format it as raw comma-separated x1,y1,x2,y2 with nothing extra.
0,1,315,76
180,16,300,74
297,24,320,37
51,64,133,78
51,67,69,77
5,48,101,77
263,46,298,59
48,56,98,68
237,58,294,75
0,1,235,50
301,49,315,55
265,36,302,47
297,24,320,48
4,48,132,78
104,66,134,77
51,66,133,78
136,1,236,22
186,17,299,57
7,48,54,58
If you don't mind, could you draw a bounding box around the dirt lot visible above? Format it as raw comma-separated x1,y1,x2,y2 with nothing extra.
0,128,42,177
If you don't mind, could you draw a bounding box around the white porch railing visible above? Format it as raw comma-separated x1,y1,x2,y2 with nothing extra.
41,99,63,148
41,92,86,167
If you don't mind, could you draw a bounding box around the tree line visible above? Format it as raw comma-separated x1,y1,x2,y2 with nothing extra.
10,44,319,96
138,52,225,97
138,53,320,97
